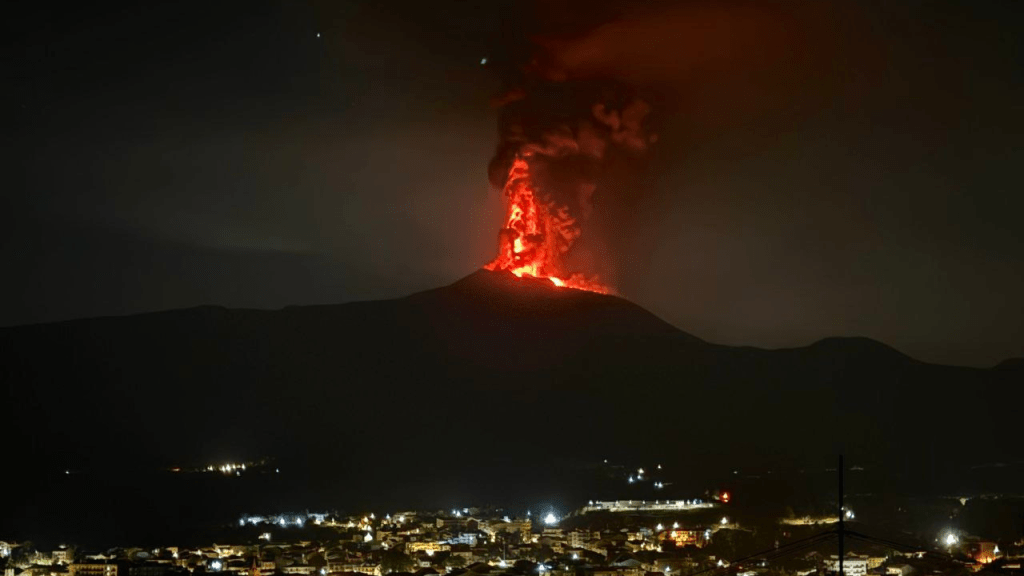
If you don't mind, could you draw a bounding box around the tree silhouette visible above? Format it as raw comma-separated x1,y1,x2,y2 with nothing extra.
444,555,467,569
380,550,414,574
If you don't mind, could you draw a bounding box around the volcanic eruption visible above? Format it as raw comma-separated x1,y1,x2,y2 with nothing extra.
483,81,656,293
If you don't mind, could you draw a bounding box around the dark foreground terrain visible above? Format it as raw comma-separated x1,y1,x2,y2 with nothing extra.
2,270,1021,545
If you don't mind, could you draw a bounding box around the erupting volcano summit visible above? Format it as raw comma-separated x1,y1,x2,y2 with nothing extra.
482,84,656,294
484,156,611,293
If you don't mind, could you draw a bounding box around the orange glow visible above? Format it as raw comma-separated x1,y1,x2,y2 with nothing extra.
721,492,730,503
485,156,611,294
667,529,706,549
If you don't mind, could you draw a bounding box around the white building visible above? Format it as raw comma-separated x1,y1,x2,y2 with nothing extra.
579,500,715,514
445,534,478,547
825,556,868,576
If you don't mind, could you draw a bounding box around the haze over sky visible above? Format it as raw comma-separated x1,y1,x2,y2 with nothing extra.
5,0,1022,367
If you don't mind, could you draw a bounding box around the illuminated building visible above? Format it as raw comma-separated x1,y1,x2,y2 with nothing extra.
579,500,714,514
29,552,54,566
825,556,867,576
968,542,1000,564
866,557,886,570
406,543,449,554
436,517,478,531
443,534,478,547
780,516,841,526
661,529,707,549
70,563,122,576
325,564,380,576
481,519,532,542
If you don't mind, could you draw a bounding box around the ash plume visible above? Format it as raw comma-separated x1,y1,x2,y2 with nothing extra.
485,78,657,289
482,1,810,292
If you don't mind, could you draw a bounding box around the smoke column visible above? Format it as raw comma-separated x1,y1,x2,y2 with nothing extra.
484,78,656,292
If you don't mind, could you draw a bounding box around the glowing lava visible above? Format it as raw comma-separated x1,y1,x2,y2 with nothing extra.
485,156,611,294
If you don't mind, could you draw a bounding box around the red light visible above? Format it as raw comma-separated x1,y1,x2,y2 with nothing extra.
721,492,730,503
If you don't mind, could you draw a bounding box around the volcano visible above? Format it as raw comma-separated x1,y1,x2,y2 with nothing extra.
1,270,1020,544
3,268,1019,469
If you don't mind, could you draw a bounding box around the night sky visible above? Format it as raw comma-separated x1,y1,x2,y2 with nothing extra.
5,0,1022,367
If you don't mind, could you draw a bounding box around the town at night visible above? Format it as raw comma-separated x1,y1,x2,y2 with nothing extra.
3,1,1021,575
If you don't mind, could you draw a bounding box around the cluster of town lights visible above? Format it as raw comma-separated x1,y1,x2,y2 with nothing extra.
239,512,328,528
12,500,1010,576
625,464,670,487
207,463,246,475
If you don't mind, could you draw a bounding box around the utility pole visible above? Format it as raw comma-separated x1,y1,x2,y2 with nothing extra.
838,454,844,576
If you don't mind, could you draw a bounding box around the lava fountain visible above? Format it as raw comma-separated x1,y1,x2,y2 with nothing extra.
483,86,654,294
484,156,611,293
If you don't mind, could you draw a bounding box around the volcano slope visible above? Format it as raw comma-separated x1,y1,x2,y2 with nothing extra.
2,269,1020,505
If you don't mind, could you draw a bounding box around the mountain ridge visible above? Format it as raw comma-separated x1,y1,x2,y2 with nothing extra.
6,269,1005,368
4,268,1015,461
1,268,1021,546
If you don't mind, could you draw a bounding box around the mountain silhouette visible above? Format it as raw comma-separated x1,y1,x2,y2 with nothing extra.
1,269,1019,545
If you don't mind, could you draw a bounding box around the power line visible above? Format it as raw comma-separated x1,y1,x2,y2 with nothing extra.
684,456,995,576
844,530,1003,576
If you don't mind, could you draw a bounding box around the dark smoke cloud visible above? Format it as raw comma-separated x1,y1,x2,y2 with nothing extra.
487,0,846,288
487,78,657,284
541,2,797,85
